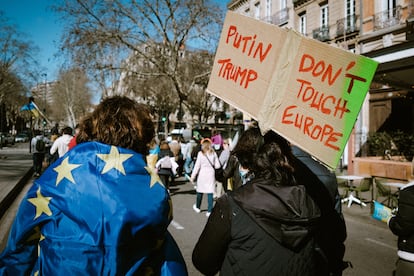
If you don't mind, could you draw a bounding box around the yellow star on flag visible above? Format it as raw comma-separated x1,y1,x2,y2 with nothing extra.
54,157,82,186
97,146,133,175
145,166,163,188
28,187,52,219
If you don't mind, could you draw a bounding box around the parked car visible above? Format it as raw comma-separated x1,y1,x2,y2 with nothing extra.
15,133,29,143
0,132,15,146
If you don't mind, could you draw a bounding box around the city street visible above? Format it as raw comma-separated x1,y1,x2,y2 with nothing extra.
1,1,413,274
0,142,400,275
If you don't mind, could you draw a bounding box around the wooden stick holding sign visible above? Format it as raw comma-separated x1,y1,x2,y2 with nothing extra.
207,11,378,170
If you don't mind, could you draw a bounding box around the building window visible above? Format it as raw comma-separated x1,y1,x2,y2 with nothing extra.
255,2,260,19
377,0,396,15
320,4,329,28
382,0,396,12
266,0,271,18
346,0,356,30
299,13,307,35
281,0,287,10
346,0,355,16
385,0,397,18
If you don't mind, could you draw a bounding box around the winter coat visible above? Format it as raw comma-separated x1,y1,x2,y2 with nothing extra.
222,155,242,191
389,182,414,261
192,177,321,276
191,151,220,194
218,148,230,169
31,135,48,154
180,142,191,160
50,134,73,157
157,149,173,176
292,146,348,275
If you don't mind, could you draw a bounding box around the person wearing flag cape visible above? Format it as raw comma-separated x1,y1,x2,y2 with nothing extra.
0,96,188,275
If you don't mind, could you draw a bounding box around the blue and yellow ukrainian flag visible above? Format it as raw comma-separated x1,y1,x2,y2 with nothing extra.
20,102,40,117
0,141,188,275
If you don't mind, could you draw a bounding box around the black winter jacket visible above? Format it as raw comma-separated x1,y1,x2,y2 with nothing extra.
292,146,348,275
192,178,321,276
222,155,243,191
389,182,414,259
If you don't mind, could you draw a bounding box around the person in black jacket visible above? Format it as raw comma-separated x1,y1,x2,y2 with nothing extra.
263,130,349,276
222,127,263,191
192,138,321,275
156,140,174,191
389,182,414,276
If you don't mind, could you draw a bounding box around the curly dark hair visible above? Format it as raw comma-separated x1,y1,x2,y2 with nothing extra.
263,130,295,164
76,96,154,155
231,127,264,170
253,142,296,186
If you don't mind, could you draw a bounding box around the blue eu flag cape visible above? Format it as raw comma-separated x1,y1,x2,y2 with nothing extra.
0,141,188,275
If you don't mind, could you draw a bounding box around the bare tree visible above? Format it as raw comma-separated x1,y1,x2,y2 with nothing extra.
50,68,92,127
179,49,219,123
52,0,225,112
0,11,42,132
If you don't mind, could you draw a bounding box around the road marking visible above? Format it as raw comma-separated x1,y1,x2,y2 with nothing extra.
365,238,397,250
170,220,184,230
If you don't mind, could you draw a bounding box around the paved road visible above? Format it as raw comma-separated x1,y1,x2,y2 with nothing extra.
0,144,400,275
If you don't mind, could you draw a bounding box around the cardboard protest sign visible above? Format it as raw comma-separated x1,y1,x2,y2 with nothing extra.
207,11,378,169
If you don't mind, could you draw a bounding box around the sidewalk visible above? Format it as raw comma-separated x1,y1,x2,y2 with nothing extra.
0,145,34,251
0,146,33,213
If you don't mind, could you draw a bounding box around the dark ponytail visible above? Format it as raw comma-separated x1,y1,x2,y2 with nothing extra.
253,142,295,186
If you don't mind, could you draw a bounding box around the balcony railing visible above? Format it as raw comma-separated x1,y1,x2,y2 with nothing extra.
373,6,403,31
262,8,289,26
293,0,312,8
336,15,359,36
312,26,330,42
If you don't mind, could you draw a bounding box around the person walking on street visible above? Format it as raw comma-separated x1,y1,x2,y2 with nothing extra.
50,123,59,142
264,130,349,275
222,127,263,191
50,126,73,159
192,139,321,276
389,181,414,276
182,136,196,180
156,140,175,192
30,129,48,177
212,140,224,199
68,124,80,150
191,138,220,217
218,138,231,193
0,96,187,275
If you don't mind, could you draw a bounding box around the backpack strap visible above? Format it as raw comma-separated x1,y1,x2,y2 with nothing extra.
206,153,222,169
205,154,215,169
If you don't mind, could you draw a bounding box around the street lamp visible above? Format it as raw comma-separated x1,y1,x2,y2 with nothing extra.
41,73,47,111
41,73,47,134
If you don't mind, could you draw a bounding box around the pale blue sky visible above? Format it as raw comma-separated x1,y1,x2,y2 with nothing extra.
1,0,61,80
1,0,228,83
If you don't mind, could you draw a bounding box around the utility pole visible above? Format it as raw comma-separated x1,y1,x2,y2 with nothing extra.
41,73,47,134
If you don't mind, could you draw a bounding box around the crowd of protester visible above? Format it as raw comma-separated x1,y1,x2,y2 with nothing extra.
1,95,375,276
